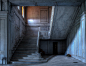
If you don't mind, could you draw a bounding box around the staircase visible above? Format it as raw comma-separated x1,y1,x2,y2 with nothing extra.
11,36,47,64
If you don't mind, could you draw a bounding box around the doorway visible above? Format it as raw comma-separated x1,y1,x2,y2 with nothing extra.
53,42,58,55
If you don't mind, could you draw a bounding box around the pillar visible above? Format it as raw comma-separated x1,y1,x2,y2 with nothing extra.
0,0,8,64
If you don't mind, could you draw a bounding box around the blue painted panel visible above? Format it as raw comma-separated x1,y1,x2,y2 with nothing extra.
81,19,85,58
76,25,79,57
79,26,82,57
67,13,86,62
74,27,77,56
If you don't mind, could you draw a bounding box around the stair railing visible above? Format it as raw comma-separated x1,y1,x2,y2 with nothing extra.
12,36,24,54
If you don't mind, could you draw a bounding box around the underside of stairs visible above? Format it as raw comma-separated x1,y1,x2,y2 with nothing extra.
10,36,47,64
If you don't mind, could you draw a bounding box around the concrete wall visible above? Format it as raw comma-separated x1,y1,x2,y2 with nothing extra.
66,3,86,63
50,6,79,39
7,6,25,62
40,40,66,55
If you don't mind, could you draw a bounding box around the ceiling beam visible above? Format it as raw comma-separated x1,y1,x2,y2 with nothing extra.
9,0,85,6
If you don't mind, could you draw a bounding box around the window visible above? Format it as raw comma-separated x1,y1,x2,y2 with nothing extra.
17,6,20,10
22,6,24,18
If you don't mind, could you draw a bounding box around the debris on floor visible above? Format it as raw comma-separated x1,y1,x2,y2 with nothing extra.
66,54,71,57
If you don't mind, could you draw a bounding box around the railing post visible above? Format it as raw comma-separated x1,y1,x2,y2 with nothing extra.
37,31,40,53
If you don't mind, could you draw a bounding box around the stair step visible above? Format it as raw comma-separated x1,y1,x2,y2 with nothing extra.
16,46,36,48
18,45,36,48
16,48,37,51
22,40,37,42
23,36,37,39
20,41,37,44
13,50,36,52
11,60,47,64
14,53,35,54
17,47,37,49
20,42,37,44
23,35,37,37
12,55,27,57
15,50,36,51
14,53,31,54
27,55,40,57
18,59,46,62
11,57,23,60
19,44,36,46
11,59,18,61
20,43,36,44
15,50,35,53
16,48,37,49
13,53,33,55
21,39,37,42
23,38,37,40
23,57,43,59
23,37,37,41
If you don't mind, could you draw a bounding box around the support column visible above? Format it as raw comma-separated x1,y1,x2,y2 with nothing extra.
37,31,40,53
0,0,8,64
0,11,8,64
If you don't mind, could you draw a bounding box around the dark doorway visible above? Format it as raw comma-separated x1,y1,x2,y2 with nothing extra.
53,42,58,55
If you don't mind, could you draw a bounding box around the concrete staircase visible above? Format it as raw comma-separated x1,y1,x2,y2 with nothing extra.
11,37,47,64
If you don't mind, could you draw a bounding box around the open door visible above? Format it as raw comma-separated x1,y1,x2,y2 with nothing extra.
53,42,58,55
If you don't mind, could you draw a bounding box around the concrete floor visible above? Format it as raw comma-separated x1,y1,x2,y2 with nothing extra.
0,55,86,66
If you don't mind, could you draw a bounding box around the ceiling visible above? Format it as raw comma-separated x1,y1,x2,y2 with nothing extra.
50,6,79,39
9,0,85,6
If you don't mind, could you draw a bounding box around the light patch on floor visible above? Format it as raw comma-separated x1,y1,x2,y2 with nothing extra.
0,55,86,66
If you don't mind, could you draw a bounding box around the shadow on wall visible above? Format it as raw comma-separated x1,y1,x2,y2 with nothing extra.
65,22,80,55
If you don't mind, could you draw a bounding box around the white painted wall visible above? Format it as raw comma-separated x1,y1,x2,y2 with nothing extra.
66,3,86,63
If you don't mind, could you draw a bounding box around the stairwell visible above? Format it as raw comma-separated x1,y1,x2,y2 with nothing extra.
10,6,53,64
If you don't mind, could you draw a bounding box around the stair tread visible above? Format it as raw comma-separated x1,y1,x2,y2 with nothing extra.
16,49,37,50
18,59,45,61
16,48,37,49
11,60,47,63
19,44,37,45
14,51,36,53
14,52,35,54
